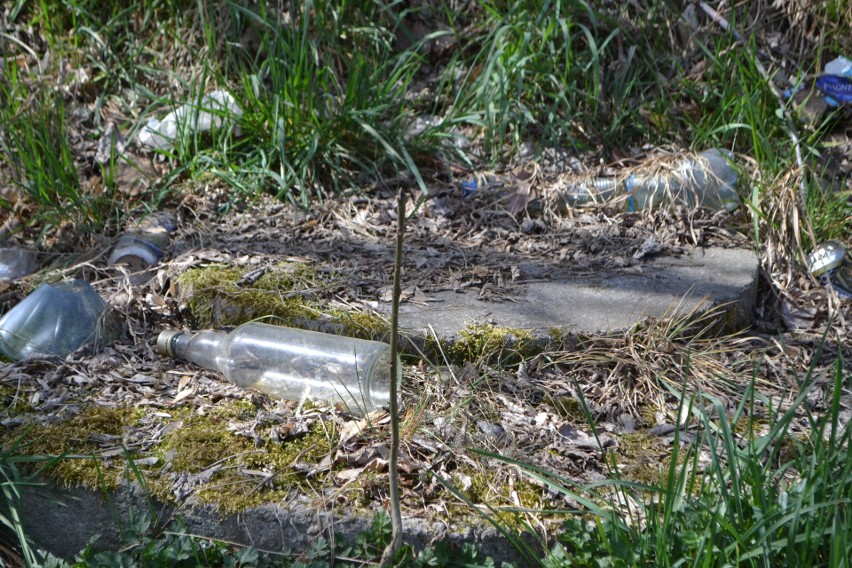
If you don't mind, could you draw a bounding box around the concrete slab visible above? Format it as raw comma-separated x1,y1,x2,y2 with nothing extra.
391,247,758,343
19,482,537,565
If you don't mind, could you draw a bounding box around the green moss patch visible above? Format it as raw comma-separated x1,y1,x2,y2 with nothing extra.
428,323,541,366
335,310,393,342
177,263,325,329
447,466,547,531
1,398,341,514
175,262,393,343
160,415,254,474
3,405,143,490
148,402,337,514
612,432,676,486
0,384,33,415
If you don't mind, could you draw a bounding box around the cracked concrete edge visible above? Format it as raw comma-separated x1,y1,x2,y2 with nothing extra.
18,480,541,565
179,247,758,351
393,247,759,348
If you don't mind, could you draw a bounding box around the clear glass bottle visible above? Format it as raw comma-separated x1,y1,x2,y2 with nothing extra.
157,322,398,415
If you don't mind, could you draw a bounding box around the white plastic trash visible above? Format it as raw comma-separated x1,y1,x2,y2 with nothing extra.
139,90,243,150
825,56,852,78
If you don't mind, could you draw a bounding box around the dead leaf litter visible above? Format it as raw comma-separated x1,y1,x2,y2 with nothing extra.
1,181,849,527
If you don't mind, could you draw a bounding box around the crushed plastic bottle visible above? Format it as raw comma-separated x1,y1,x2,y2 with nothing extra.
624,149,739,211
0,280,122,361
558,177,620,208
816,76,852,106
158,322,399,415
786,55,852,107
138,90,243,150
816,55,852,106
109,211,178,272
559,149,740,212
807,240,852,299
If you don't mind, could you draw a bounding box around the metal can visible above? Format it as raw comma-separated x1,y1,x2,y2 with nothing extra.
108,211,177,272
807,240,852,299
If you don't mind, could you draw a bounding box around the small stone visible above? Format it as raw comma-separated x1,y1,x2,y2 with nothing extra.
649,424,676,436
558,424,578,440
617,413,636,433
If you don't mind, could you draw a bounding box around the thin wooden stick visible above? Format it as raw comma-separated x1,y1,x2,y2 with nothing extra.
379,188,405,567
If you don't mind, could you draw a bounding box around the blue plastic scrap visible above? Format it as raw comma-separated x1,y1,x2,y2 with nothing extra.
460,179,478,198
815,75,852,105
784,55,852,107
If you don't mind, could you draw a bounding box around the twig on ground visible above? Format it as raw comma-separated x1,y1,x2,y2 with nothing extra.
379,188,406,567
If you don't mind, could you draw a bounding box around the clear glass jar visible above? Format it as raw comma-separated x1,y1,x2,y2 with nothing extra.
0,279,121,360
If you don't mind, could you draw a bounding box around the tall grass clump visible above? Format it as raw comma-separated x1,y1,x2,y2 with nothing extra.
167,0,430,207
7,0,206,105
683,32,794,166
0,63,116,234
470,345,850,566
437,0,691,161
677,21,851,254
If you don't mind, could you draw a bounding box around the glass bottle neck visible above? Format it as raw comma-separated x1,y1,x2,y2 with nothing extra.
171,330,227,373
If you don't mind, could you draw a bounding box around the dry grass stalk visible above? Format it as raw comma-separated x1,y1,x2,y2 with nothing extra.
542,300,755,419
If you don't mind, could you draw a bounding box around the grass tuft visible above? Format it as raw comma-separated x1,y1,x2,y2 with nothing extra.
479,342,851,567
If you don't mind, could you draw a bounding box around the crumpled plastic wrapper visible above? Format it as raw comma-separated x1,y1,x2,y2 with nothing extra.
138,90,243,150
